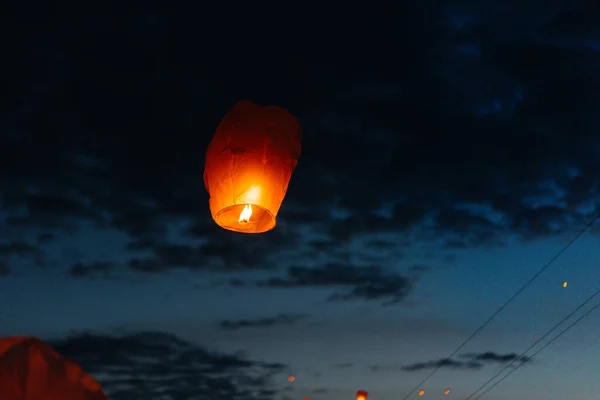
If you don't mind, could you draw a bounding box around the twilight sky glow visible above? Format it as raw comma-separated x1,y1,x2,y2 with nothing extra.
2,1,600,399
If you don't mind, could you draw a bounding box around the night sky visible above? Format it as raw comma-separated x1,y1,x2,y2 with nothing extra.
2,1,600,399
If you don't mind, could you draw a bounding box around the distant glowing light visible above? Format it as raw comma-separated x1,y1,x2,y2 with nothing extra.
356,390,368,400
288,376,295,382
563,281,568,288
445,389,450,395
418,389,425,396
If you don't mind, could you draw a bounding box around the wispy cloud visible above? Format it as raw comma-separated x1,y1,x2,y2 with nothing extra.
219,314,309,330
51,331,287,400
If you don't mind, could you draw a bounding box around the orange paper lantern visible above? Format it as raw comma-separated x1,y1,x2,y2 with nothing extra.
444,388,450,395
0,336,107,400
418,389,425,396
356,390,368,400
204,100,302,233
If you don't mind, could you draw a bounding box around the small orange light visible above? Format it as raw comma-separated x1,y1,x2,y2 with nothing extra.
418,389,425,396
445,389,450,395
563,281,568,288
288,376,295,382
356,390,368,400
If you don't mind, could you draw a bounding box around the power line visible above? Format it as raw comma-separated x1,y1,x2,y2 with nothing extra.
400,213,600,400
473,299,600,400
464,283,600,400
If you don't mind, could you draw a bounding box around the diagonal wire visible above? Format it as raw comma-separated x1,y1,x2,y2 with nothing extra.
400,213,600,400
464,283,600,400
473,299,600,400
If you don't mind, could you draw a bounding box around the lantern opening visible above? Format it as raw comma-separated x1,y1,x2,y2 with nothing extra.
238,204,253,224
215,203,275,233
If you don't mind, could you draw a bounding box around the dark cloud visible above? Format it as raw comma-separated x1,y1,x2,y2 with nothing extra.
127,226,299,273
67,261,116,278
400,351,532,372
0,241,37,257
219,314,309,331
461,351,532,364
543,5,600,40
245,263,414,305
36,233,56,244
0,260,10,276
1,2,600,286
408,264,430,273
50,331,286,400
332,362,354,369
400,359,483,372
3,193,100,232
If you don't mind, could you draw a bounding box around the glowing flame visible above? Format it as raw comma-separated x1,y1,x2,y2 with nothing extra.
445,389,450,395
563,281,568,288
418,389,425,396
238,204,253,224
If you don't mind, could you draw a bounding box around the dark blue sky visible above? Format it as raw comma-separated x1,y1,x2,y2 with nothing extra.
2,1,600,399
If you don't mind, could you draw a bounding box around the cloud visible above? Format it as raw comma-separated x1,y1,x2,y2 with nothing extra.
2,2,600,289
127,227,298,273
219,314,309,331
67,261,117,278
461,351,532,364
400,351,532,372
332,362,354,368
241,263,414,305
399,359,483,372
543,5,600,40
0,260,10,277
0,241,37,256
36,233,56,244
50,331,286,400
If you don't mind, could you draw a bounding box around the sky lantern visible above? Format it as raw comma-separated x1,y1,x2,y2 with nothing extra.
204,100,302,233
0,336,107,400
563,281,568,288
356,390,368,400
418,389,425,396
288,375,296,382
444,388,450,395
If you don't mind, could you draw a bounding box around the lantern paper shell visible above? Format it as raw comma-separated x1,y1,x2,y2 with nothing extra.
204,100,302,233
0,336,107,400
